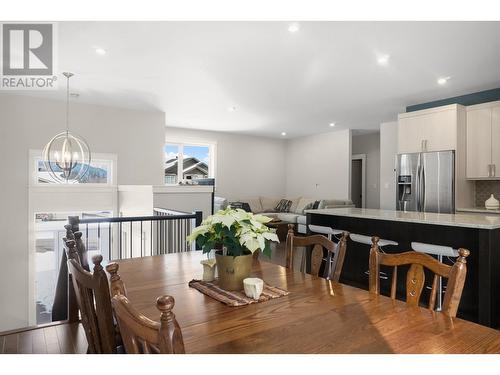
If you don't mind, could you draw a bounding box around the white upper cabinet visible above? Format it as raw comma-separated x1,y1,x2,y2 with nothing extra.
466,108,491,179
398,105,458,154
467,101,500,179
491,106,500,176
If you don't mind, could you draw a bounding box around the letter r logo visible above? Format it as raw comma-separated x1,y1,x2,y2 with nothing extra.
2,24,53,76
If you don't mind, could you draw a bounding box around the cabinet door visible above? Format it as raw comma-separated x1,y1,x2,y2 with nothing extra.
491,106,500,177
466,108,492,179
421,109,457,152
398,116,423,154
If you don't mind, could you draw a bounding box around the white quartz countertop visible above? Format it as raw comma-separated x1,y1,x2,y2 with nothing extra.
305,207,500,229
456,207,500,214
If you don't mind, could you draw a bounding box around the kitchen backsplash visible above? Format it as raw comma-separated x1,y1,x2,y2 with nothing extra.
475,180,500,207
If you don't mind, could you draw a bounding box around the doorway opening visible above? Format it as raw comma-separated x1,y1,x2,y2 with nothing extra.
351,154,366,208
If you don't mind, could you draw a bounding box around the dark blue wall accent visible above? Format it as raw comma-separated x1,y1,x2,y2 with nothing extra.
406,88,500,112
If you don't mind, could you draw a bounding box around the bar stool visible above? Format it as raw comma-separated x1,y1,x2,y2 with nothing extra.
308,224,348,279
350,233,398,280
308,224,346,241
411,242,459,311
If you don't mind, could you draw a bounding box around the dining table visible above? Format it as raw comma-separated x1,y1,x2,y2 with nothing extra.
110,251,500,354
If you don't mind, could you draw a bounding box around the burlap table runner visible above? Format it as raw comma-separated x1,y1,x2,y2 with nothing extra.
188,279,289,307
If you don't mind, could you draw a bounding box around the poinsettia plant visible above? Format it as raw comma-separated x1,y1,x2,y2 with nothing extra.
186,207,280,257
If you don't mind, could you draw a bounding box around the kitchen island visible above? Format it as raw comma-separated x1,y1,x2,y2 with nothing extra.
305,208,500,328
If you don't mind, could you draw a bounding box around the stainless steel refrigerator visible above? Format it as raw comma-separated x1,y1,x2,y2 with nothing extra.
395,150,455,213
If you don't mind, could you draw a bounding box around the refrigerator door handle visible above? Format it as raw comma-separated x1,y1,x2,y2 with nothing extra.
421,160,426,211
416,155,421,211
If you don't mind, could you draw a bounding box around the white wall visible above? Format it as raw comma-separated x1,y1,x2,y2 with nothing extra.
165,127,287,200
0,94,165,331
352,133,380,209
379,121,398,210
285,130,351,200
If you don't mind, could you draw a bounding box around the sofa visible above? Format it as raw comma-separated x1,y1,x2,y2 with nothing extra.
215,196,354,234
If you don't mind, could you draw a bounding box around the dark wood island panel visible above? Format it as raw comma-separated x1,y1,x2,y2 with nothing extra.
307,210,500,328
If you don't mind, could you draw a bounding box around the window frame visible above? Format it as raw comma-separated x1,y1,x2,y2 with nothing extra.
164,140,216,185
29,150,117,187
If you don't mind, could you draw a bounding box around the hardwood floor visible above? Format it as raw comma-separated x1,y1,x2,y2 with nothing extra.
0,242,291,354
0,323,88,354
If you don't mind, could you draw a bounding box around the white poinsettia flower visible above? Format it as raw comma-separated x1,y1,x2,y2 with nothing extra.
249,219,264,229
262,232,279,242
211,213,236,228
232,209,250,221
186,208,280,255
256,234,266,251
243,237,260,252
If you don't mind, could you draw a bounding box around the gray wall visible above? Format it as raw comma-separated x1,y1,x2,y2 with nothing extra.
379,121,398,210
352,132,380,209
0,94,165,331
286,130,351,200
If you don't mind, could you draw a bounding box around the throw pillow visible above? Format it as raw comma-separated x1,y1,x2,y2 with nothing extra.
302,200,321,214
229,201,252,212
274,199,292,213
302,202,314,214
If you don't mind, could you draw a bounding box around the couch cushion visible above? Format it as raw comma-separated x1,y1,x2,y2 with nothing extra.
260,197,281,212
287,197,301,213
241,197,263,213
295,198,317,214
274,213,300,223
319,199,353,209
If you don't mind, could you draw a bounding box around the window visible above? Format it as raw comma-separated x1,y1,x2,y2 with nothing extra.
34,210,112,324
164,142,215,184
31,151,116,185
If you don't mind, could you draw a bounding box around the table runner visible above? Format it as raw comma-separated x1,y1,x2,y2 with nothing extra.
188,279,289,307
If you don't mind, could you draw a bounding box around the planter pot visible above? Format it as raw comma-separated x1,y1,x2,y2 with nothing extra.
215,252,253,291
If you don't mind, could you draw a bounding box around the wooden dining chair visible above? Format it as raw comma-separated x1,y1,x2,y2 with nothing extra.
66,240,117,353
111,294,185,354
285,224,349,281
369,236,470,317
106,262,185,354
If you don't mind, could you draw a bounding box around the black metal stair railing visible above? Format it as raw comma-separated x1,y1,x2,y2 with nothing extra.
52,209,203,322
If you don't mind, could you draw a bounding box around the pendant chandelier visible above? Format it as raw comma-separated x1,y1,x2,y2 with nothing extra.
42,72,91,183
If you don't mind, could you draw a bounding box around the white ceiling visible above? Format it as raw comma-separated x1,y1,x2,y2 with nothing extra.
24,21,500,138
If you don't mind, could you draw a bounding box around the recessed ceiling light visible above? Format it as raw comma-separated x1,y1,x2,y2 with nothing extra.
377,54,390,66
329,122,336,127
437,76,450,85
95,48,107,55
288,23,300,33
227,106,236,112
281,132,287,136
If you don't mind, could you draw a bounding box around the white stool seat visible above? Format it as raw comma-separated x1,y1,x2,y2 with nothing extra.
411,242,458,257
308,225,344,237
350,233,398,247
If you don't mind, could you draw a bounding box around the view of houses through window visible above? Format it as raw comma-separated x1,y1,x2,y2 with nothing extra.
36,158,113,184
165,143,213,184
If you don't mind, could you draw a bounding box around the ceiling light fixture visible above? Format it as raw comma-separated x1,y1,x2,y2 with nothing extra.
95,48,107,55
437,77,450,85
42,72,91,183
227,106,236,112
377,54,390,66
329,122,336,127
281,132,287,136
288,23,300,33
